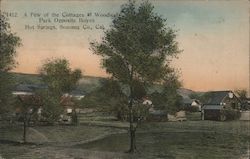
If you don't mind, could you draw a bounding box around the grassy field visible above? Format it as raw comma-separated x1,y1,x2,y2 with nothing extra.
0,120,249,159
77,121,250,159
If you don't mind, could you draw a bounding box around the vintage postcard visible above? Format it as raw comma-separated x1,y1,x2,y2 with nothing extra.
0,0,249,158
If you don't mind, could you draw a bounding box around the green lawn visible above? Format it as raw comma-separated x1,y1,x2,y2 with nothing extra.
0,121,249,159
78,121,250,159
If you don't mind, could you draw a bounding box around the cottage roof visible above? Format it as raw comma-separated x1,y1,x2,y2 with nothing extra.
204,91,233,105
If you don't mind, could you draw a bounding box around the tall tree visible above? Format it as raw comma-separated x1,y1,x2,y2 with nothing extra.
39,58,82,124
0,13,21,117
91,1,180,152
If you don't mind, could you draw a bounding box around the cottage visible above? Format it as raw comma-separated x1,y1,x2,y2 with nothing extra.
13,84,85,123
202,91,241,121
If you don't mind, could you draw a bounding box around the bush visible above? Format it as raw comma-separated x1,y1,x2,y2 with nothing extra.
114,103,150,122
221,109,240,121
183,106,200,112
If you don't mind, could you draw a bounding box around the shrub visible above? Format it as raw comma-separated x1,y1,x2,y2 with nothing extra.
183,106,200,112
221,109,241,121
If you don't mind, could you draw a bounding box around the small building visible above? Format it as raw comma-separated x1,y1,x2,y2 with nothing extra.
202,91,241,121
182,98,202,112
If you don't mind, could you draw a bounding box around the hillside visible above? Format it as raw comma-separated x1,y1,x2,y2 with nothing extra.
10,72,199,97
10,72,104,93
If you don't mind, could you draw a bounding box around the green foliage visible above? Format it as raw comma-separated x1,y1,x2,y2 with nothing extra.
183,106,200,112
235,89,249,110
12,72,42,85
132,103,150,122
114,102,150,122
0,14,21,117
91,1,181,151
81,78,150,121
151,73,182,113
221,109,241,121
0,14,21,72
40,92,63,124
39,58,82,96
81,79,127,112
39,58,82,123
14,95,41,142
91,1,180,85
0,72,15,116
91,0,180,113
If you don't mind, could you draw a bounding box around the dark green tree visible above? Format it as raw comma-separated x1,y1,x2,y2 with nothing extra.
91,1,180,152
81,79,127,117
39,58,82,124
0,13,21,118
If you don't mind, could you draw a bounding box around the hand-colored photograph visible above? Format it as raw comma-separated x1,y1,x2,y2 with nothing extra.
0,0,249,158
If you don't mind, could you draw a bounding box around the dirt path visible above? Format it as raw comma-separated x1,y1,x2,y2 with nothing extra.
29,128,49,142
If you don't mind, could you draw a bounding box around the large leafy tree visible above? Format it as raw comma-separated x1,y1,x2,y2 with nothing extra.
39,58,82,124
40,58,82,96
0,14,21,71
0,13,21,117
91,1,180,152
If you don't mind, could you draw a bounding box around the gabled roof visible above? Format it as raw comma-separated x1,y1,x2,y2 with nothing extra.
204,91,232,105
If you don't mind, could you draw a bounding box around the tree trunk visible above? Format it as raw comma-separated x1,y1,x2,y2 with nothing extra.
128,88,136,152
72,108,78,126
127,67,137,153
129,122,136,152
23,118,27,143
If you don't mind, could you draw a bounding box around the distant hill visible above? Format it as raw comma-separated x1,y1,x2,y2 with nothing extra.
10,72,104,93
10,72,201,97
11,72,42,85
